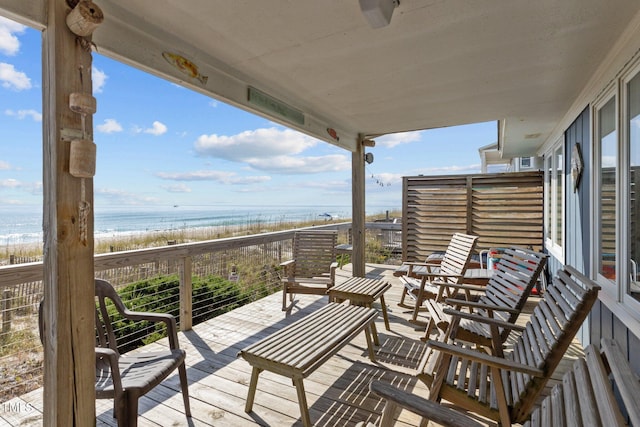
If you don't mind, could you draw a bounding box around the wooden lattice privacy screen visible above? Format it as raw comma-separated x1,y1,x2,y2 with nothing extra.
402,171,544,261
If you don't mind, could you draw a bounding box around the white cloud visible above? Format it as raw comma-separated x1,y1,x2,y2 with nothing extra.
92,67,107,94
602,155,616,168
415,164,481,175
193,127,349,174
0,62,31,90
144,121,168,136
162,183,192,193
375,131,422,148
0,17,26,56
5,109,41,121
97,118,123,133
248,154,350,174
194,127,317,160
0,178,21,189
156,170,271,185
0,160,11,170
95,188,160,205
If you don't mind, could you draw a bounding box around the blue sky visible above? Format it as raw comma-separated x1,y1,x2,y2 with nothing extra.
0,16,499,214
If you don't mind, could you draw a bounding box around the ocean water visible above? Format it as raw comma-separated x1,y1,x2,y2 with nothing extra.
0,205,353,246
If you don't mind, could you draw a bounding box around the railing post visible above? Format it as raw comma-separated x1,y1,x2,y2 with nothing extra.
1,289,12,335
179,256,193,331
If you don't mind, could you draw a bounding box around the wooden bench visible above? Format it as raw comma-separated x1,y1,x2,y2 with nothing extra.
365,338,640,427
238,303,378,427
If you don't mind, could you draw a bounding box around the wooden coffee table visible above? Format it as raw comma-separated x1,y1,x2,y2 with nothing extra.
238,303,377,427
328,276,391,345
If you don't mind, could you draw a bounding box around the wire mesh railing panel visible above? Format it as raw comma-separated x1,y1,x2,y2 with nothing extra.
0,222,402,402
0,282,43,403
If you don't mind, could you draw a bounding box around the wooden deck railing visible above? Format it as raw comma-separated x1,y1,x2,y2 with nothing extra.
0,221,401,402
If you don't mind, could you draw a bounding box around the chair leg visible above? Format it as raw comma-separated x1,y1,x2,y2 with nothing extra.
114,394,128,427
178,362,191,417
126,392,139,427
282,283,288,311
398,286,410,308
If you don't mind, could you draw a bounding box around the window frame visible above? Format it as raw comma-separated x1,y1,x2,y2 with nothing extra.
591,73,640,319
620,60,640,313
592,87,619,288
544,138,564,262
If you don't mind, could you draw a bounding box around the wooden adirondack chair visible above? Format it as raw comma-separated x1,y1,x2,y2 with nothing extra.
418,265,601,427
422,246,548,355
280,230,338,310
364,338,640,427
398,233,479,322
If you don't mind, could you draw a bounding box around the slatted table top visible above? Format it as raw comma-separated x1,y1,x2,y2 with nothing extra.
328,276,391,300
238,302,378,379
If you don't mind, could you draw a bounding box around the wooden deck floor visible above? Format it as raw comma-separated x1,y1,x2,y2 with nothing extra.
2,264,585,427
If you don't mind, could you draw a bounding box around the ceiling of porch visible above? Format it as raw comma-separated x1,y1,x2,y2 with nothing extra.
3,0,640,157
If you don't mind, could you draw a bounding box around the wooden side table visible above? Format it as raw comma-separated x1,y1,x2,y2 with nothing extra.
328,277,391,345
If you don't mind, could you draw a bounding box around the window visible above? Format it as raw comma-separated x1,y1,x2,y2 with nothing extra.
520,157,532,168
596,97,617,282
627,71,640,301
555,147,563,247
544,141,564,258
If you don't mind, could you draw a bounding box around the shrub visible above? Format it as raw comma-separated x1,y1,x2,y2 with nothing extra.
102,274,243,353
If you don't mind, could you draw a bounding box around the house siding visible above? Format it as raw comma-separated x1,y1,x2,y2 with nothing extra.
546,105,640,367
563,107,592,345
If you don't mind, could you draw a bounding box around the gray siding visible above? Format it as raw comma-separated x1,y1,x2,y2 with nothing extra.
556,107,592,344
547,107,640,363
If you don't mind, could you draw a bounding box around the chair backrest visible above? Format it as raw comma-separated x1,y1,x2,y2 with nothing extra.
507,265,600,423
438,233,478,284
478,247,547,327
38,279,127,355
95,278,127,355
291,230,337,278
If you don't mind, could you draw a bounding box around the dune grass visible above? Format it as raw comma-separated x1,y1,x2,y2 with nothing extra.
1,210,401,263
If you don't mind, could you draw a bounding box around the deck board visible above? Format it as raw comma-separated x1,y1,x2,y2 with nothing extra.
4,264,585,427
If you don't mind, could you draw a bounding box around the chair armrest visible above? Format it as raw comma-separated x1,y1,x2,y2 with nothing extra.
416,272,463,280
407,262,439,276
121,309,181,349
404,261,440,268
442,307,525,331
96,347,123,395
427,340,543,376
439,282,487,293
443,298,520,314
369,381,484,427
280,259,295,279
330,262,338,283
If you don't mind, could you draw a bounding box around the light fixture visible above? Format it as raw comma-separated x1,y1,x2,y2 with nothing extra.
364,152,374,164
359,0,399,29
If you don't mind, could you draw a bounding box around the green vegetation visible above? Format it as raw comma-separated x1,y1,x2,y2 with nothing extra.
106,273,261,353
